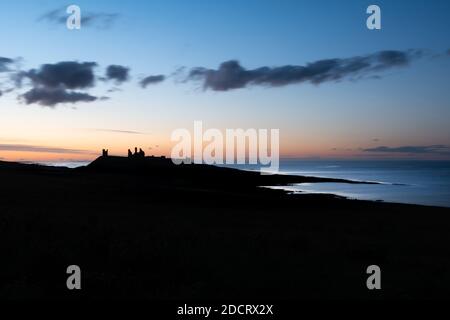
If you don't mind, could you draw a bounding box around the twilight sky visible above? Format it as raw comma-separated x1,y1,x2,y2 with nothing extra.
0,0,449,162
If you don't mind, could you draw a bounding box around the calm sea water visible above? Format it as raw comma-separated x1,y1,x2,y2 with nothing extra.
227,160,450,208
35,161,91,168
36,160,450,208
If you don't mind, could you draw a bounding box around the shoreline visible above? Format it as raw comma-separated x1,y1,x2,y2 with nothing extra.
2,157,448,208
271,186,449,210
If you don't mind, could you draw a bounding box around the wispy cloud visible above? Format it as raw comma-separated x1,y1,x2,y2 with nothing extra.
140,75,165,88
92,129,146,135
0,144,96,155
39,7,119,29
363,145,450,155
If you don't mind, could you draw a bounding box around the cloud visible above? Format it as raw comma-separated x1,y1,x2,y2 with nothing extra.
1,48,433,106
0,57,14,72
107,87,122,93
140,75,165,88
40,7,119,29
17,61,99,107
21,61,97,89
363,145,450,154
0,144,95,154
105,65,130,84
92,129,145,135
21,87,97,107
186,50,423,91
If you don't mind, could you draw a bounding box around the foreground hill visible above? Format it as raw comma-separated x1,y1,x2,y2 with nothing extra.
0,156,449,299
80,155,378,187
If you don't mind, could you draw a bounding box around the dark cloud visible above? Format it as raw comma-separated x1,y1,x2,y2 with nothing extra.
0,57,14,72
16,61,99,107
22,61,97,89
187,50,422,91
2,48,432,106
105,65,130,84
0,143,94,154
21,87,97,107
40,7,119,29
140,75,165,88
363,145,450,154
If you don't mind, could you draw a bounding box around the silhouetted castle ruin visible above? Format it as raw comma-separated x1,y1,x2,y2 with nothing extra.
100,147,167,160
127,147,145,159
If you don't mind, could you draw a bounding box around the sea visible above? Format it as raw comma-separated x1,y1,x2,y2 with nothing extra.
226,160,450,208
36,159,450,208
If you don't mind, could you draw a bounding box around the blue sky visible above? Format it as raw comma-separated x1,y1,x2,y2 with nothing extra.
0,0,449,161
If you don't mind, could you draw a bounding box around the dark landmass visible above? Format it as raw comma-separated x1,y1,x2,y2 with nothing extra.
1,156,449,300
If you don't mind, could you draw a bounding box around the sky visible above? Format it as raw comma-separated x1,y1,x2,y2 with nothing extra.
0,0,449,162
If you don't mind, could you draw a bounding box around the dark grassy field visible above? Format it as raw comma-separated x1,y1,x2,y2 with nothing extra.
1,156,449,300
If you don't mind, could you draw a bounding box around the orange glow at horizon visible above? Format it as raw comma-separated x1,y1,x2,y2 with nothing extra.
2,138,447,162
